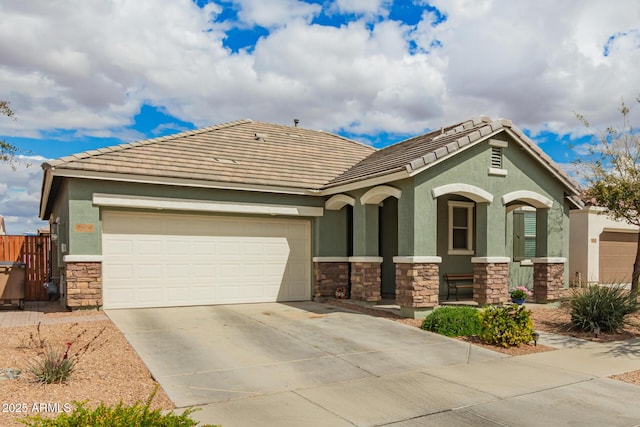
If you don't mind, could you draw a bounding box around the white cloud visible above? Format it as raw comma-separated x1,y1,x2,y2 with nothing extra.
0,0,639,142
331,0,391,17
0,156,48,235
1,0,640,232
427,0,640,134
235,0,321,27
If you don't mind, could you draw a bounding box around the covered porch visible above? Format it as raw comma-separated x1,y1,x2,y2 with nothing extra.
314,183,567,318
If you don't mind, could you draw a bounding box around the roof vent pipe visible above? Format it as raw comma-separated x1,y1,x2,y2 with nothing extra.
294,118,299,127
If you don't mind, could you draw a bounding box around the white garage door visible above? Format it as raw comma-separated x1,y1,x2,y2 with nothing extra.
102,211,311,309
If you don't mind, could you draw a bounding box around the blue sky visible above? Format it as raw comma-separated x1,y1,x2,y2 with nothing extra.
1,0,640,234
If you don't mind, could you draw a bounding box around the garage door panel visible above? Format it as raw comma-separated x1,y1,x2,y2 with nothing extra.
166,240,189,256
104,240,134,256
138,240,163,256
107,288,134,306
102,211,311,309
599,231,639,284
167,264,190,279
138,287,163,305
105,264,134,280
193,264,215,278
192,241,215,253
138,264,163,279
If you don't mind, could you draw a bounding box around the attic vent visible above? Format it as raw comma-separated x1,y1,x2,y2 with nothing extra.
286,133,301,138
491,147,502,168
254,133,267,141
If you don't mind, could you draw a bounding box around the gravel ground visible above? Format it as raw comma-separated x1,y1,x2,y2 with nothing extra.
0,316,173,427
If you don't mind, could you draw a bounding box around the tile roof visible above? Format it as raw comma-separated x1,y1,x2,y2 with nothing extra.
324,116,579,194
43,115,579,197
44,119,375,190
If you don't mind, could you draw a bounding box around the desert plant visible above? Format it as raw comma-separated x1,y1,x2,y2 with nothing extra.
479,304,533,347
570,284,638,333
19,387,218,427
19,322,46,349
421,306,481,337
27,343,75,384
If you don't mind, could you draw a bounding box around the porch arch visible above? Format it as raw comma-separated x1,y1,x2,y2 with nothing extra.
325,194,355,210
502,190,552,209
431,183,493,203
360,185,402,205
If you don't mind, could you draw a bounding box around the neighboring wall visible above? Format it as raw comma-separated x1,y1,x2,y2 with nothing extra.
569,206,639,284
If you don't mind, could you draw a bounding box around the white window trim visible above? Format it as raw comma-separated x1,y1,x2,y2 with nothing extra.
488,167,508,176
448,201,474,255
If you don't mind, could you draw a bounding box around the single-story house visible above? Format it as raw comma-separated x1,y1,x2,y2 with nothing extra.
570,205,639,285
39,116,581,316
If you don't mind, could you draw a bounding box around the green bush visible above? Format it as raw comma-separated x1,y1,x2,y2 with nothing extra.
421,306,481,337
479,304,533,348
20,388,218,427
570,285,638,333
27,345,76,384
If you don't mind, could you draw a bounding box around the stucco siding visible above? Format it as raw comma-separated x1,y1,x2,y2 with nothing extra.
570,207,639,284
65,179,327,257
410,134,570,291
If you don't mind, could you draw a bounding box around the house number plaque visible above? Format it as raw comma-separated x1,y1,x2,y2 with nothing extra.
74,223,95,233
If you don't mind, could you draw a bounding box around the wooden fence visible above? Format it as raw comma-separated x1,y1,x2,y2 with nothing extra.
0,235,50,301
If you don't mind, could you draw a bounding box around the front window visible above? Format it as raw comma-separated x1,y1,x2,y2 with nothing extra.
448,201,474,255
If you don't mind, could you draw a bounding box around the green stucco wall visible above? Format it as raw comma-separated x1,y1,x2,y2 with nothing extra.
63,179,326,256
413,134,570,291
315,208,350,257
343,132,573,294
49,180,70,269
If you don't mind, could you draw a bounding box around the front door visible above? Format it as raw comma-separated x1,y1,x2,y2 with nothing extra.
379,198,398,298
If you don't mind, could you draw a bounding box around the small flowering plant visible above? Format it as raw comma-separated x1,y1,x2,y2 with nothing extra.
510,286,533,300
28,342,76,384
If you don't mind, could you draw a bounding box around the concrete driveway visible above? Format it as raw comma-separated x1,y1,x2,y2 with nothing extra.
107,302,640,427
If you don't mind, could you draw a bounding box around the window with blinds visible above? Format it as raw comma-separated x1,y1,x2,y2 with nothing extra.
514,209,536,260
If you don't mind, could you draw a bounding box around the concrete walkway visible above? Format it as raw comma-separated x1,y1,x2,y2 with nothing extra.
0,301,107,328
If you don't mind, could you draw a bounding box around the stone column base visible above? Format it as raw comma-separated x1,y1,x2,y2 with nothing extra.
65,261,102,309
471,257,510,305
313,258,350,301
394,262,440,308
349,257,382,303
533,258,566,303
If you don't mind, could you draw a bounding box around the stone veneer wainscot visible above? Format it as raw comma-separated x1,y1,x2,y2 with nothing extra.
349,258,382,302
313,258,350,301
393,257,441,308
472,257,510,305
533,258,566,303
64,259,102,309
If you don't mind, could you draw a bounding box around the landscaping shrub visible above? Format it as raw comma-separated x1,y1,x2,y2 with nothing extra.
479,304,533,348
27,343,76,384
20,388,218,427
421,306,481,337
570,285,638,333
